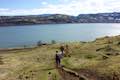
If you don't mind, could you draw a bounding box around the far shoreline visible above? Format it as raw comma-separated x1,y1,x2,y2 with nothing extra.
0,34,120,51
0,23,120,27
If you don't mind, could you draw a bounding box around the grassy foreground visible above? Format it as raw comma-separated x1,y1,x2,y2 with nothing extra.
0,35,120,80
62,35,120,79
0,45,61,80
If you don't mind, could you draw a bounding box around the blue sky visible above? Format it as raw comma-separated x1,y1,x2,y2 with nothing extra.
0,0,59,9
0,0,120,16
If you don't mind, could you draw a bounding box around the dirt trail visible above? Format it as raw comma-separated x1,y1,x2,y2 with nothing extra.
58,67,120,80
58,67,98,80
58,67,79,80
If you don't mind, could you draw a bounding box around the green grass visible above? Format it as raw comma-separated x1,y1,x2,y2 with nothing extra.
1,35,120,80
0,45,61,80
61,36,120,77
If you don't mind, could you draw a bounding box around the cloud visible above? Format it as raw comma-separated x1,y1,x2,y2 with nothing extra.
0,0,120,16
41,1,48,5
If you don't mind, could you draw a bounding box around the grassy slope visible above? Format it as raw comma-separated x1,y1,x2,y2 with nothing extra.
62,35,120,77
0,45,61,80
0,35,120,80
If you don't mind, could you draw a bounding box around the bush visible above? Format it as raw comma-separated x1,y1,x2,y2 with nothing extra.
37,40,42,46
51,40,56,44
84,54,97,59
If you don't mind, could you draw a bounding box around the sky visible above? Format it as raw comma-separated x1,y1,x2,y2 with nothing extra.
0,0,120,16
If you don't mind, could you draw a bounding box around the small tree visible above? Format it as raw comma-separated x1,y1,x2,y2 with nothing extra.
51,40,56,44
37,40,42,46
23,45,27,48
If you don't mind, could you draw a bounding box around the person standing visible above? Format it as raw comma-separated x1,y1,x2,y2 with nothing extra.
55,51,61,67
60,45,64,55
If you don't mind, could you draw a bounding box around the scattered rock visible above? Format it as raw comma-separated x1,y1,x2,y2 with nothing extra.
96,45,120,56
25,76,29,79
102,56,109,60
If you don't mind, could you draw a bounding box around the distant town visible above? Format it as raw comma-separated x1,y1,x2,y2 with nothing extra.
0,12,120,26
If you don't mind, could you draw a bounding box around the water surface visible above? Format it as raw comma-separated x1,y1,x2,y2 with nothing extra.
0,23,120,48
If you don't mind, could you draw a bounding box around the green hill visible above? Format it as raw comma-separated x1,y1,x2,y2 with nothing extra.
0,35,120,80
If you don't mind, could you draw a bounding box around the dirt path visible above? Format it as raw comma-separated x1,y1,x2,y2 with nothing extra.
57,67,99,80
58,67,120,80
58,67,79,80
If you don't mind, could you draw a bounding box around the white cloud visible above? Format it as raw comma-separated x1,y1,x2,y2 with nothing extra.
0,0,120,16
41,1,48,5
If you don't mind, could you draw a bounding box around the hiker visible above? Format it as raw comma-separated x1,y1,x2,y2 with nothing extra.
60,45,64,55
55,51,62,67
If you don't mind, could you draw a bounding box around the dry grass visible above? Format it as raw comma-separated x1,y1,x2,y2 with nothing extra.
0,35,120,80
62,35,120,77
0,45,61,80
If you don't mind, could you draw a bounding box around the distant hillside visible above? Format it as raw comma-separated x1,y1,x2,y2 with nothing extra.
77,12,120,23
0,12,120,26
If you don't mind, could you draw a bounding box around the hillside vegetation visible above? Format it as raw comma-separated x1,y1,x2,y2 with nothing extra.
0,35,120,80
0,45,61,80
1,12,120,26
62,35,120,80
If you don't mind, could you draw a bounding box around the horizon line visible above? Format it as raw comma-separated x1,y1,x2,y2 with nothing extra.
0,11,119,16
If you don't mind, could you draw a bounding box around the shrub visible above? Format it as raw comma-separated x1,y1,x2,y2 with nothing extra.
37,40,42,46
84,54,97,59
51,40,56,44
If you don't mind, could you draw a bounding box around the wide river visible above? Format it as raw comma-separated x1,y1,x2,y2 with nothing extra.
0,23,120,48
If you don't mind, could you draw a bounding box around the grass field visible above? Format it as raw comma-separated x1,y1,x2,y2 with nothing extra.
0,35,120,80
0,45,61,80
62,35,120,79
